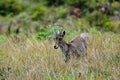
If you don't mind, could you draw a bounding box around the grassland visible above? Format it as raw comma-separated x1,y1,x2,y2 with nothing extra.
0,30,120,80
0,0,120,80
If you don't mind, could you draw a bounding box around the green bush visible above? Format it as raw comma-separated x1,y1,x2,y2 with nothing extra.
31,6,47,20
0,0,25,16
64,0,87,8
64,0,105,9
87,10,106,26
64,0,107,16
56,7,67,19
87,10,114,31
112,1,120,12
104,21,114,31
42,0,64,6
35,26,63,40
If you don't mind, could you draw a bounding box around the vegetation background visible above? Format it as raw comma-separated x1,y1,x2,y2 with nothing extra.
0,0,120,80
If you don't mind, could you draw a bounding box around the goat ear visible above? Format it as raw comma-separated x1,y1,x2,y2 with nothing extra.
62,31,65,36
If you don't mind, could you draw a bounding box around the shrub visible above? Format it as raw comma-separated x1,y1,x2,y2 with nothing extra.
35,25,63,40
87,10,106,26
104,21,114,31
56,7,67,19
14,12,32,28
112,1,120,14
64,0,87,8
87,10,114,31
42,0,64,6
0,0,25,16
31,6,47,20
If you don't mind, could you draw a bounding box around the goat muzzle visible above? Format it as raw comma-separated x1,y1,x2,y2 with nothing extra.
54,45,58,49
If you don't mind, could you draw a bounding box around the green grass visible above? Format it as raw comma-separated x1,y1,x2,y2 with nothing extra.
0,31,120,80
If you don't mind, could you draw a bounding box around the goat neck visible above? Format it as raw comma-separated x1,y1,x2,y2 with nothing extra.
59,40,69,53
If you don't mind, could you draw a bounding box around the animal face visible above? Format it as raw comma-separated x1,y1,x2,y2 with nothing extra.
53,30,65,49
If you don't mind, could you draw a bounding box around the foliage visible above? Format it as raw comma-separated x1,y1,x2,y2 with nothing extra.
31,6,47,20
43,0,64,6
0,0,25,16
56,7,68,19
112,1,120,10
112,1,120,15
87,10,114,31
35,26,63,40
0,35,8,42
0,0,119,33
104,21,114,31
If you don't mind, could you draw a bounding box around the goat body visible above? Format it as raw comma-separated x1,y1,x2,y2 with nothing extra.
54,31,89,62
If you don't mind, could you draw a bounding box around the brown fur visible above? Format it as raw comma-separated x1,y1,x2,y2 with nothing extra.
54,31,88,62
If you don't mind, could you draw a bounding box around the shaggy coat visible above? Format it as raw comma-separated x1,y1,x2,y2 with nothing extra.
54,31,89,62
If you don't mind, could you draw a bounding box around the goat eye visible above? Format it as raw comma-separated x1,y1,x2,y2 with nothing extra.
54,37,57,40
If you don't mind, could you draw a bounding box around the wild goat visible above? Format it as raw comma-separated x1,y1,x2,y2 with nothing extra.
54,30,89,62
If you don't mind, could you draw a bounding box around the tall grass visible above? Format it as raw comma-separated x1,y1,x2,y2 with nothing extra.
0,32,120,80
